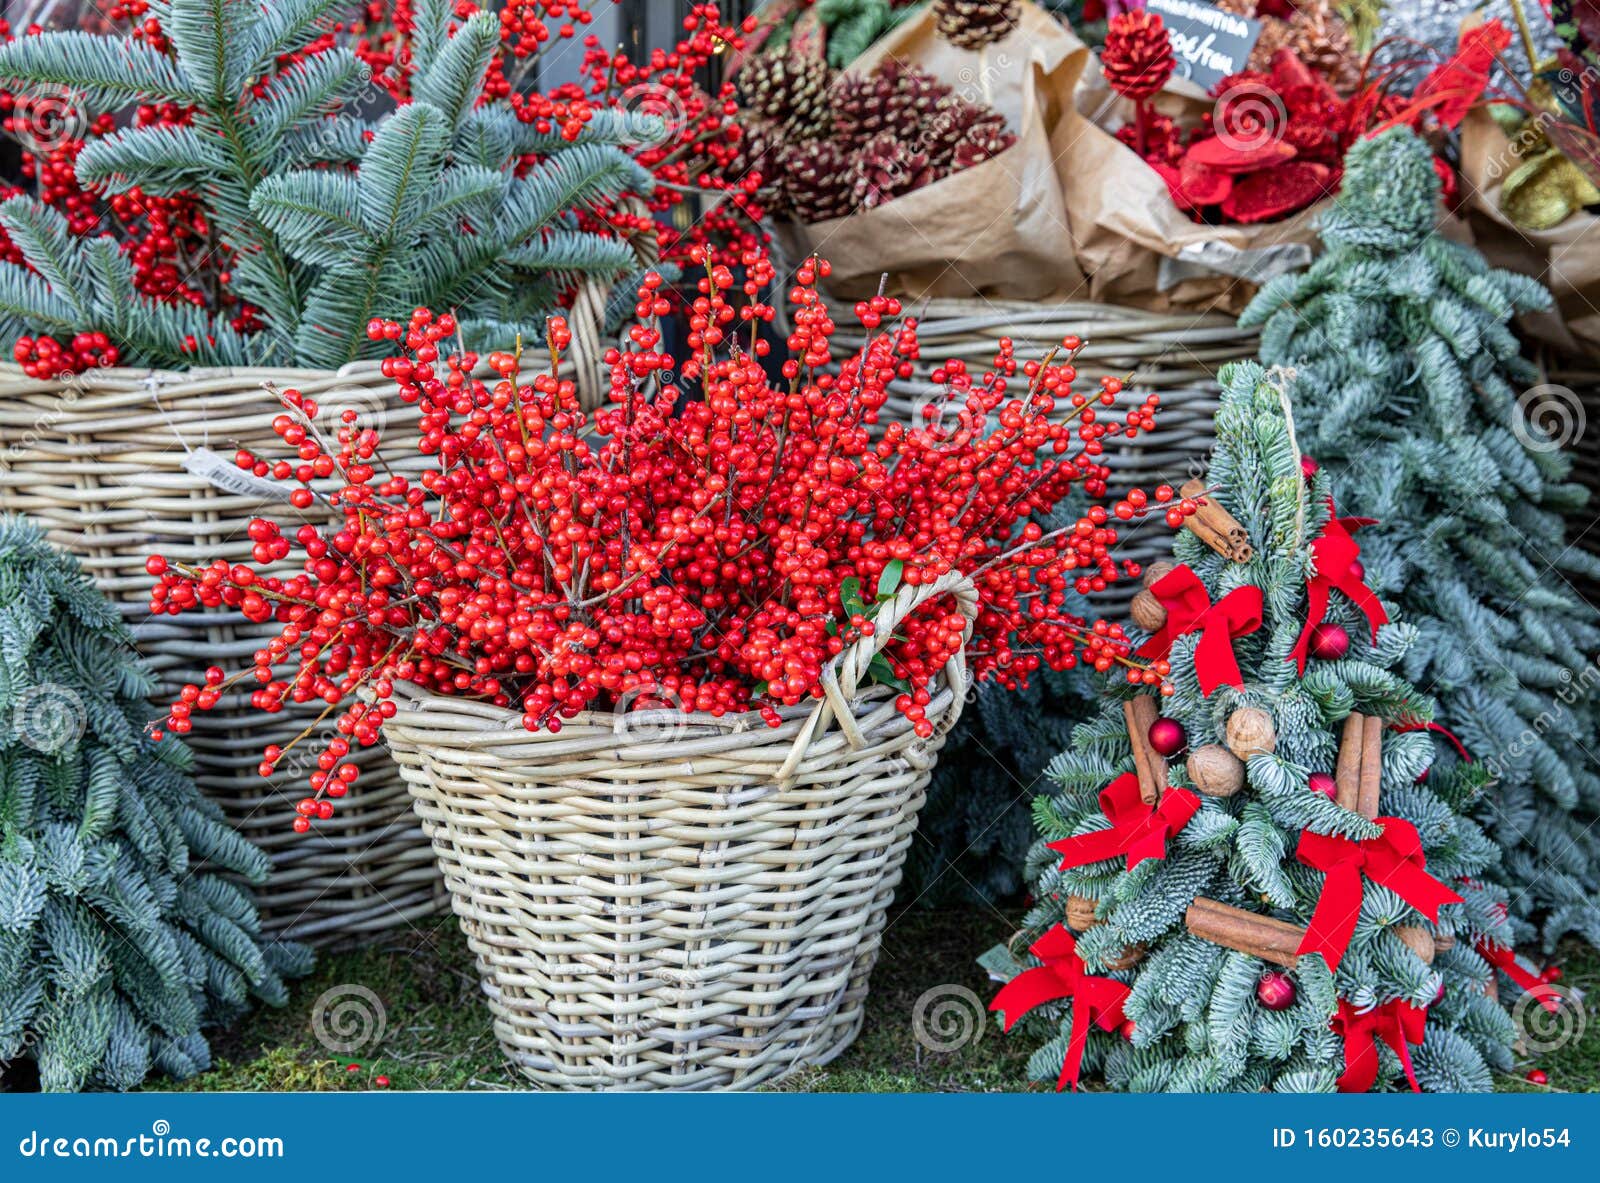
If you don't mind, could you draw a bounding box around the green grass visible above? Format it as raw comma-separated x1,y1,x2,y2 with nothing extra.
147,907,1600,1093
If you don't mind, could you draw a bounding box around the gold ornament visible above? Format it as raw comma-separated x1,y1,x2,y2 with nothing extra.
1501,145,1600,231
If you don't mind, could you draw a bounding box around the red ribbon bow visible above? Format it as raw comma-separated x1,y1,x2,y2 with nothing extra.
1295,818,1464,972
1290,514,1389,675
1048,773,1200,873
1475,939,1562,1015
1333,998,1427,1093
990,926,1131,1091
1135,564,1263,696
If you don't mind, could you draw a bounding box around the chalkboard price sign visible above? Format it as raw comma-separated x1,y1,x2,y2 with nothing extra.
1144,0,1263,93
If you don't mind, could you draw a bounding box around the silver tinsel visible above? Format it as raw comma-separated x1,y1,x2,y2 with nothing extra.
1376,0,1562,94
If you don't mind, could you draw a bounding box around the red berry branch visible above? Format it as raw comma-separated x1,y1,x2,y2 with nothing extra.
146,249,1185,832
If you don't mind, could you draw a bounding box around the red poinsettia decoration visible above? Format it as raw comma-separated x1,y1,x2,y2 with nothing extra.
1124,46,1459,225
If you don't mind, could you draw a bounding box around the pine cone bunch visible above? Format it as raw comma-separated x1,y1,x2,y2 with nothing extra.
1102,10,1176,102
769,60,1016,222
737,52,833,137
933,0,1022,49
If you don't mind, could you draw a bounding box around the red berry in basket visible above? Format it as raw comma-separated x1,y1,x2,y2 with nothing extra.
145,252,1176,831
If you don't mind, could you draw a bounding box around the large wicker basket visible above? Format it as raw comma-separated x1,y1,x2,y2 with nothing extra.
0,359,450,944
381,570,978,1091
830,299,1258,612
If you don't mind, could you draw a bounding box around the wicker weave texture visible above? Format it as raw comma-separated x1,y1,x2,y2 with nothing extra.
831,299,1257,612
382,571,978,1090
0,359,447,944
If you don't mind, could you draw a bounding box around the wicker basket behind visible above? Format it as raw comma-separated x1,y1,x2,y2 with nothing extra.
0,359,447,945
830,299,1257,614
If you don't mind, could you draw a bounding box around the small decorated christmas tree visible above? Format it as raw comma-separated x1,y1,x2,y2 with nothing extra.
1243,126,1600,950
0,520,308,1091
986,365,1521,1093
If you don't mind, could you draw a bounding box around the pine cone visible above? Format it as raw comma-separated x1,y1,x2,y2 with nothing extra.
738,52,832,138
728,119,788,205
924,94,1015,170
849,133,936,209
831,59,949,143
783,139,858,223
1254,1,1361,95
933,0,1021,50
1102,10,1176,102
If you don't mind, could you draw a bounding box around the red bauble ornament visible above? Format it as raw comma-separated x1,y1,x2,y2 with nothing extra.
1349,559,1364,582
1300,455,1319,478
1119,1018,1136,1039
1256,972,1296,1011
1308,771,1337,799
1526,1069,1549,1086
1308,622,1350,661
1148,717,1187,757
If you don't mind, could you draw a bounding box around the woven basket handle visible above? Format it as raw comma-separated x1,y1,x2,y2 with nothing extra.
775,568,980,785
570,194,660,412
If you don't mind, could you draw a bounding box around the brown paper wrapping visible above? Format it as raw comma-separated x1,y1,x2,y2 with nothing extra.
1051,63,1328,314
1460,107,1600,356
774,3,1088,301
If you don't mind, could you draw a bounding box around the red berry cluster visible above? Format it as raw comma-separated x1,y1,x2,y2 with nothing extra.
146,248,1181,831
11,332,119,378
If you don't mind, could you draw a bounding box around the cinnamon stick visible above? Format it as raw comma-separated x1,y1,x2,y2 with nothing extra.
1124,696,1167,806
1358,713,1383,820
1335,713,1364,813
1180,479,1254,562
1185,897,1305,969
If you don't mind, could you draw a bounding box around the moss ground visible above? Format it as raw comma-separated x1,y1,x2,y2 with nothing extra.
148,904,1599,1094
